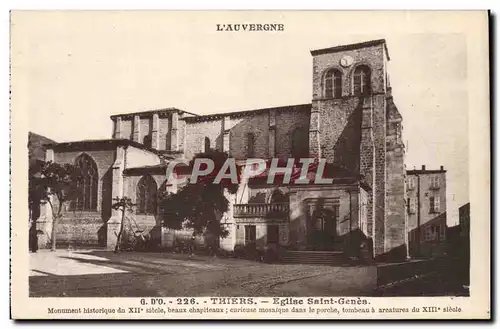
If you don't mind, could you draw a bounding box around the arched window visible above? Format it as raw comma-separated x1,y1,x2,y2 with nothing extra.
324,69,342,98
203,137,211,152
136,175,157,215
270,190,287,203
291,127,309,158
143,134,152,148
353,65,371,96
74,153,98,211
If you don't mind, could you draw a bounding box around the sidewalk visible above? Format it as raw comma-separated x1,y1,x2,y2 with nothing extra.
30,249,128,276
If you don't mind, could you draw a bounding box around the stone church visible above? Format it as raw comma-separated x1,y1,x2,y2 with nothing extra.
34,39,407,259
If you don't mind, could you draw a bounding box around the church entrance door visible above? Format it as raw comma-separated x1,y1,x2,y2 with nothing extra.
306,199,340,251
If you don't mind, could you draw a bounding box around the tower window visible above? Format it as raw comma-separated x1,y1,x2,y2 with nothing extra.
324,69,342,98
353,65,371,96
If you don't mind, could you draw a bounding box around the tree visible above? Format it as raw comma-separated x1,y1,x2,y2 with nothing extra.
111,197,135,253
158,150,239,243
28,161,45,252
35,161,83,251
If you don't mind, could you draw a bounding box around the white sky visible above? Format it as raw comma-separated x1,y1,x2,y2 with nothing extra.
13,11,488,225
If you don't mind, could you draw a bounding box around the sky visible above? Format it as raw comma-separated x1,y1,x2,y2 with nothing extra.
13,11,488,225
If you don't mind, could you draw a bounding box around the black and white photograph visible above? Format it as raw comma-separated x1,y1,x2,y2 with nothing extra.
11,10,490,319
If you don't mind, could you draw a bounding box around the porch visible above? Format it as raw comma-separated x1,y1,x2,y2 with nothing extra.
233,203,289,219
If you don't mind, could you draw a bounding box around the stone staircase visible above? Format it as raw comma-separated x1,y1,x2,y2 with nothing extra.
280,250,347,266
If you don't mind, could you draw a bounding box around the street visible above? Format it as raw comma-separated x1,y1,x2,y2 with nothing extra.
29,250,377,297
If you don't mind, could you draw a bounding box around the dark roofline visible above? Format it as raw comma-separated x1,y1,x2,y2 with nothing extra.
182,104,312,122
459,202,470,210
29,131,57,144
407,169,447,175
123,164,167,176
310,39,390,60
110,107,199,120
44,138,162,155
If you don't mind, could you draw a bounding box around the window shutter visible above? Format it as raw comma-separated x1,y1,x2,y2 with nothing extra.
407,177,415,190
410,198,416,214
434,197,440,213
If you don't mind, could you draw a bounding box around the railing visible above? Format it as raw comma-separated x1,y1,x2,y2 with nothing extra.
233,203,289,218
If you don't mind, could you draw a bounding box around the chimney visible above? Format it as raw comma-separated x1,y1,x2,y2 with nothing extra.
422,165,426,170
440,165,444,171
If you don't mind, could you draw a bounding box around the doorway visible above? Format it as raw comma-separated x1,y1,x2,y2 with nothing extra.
307,201,339,251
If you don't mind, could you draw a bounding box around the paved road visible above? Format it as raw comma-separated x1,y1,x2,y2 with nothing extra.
29,250,376,297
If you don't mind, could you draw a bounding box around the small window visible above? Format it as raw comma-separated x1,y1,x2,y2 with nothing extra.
353,65,371,96
424,226,433,241
324,69,342,98
247,133,255,158
203,137,211,152
245,225,256,245
434,196,440,213
430,176,440,189
424,226,440,241
429,196,440,213
143,134,152,148
407,177,415,190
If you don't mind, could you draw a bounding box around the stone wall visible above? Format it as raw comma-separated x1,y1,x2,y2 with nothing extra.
384,103,407,258
54,212,106,247
51,150,115,247
372,94,388,256
184,119,224,159
182,105,310,161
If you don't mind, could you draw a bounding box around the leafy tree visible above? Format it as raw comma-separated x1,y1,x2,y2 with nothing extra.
111,196,136,252
35,161,83,251
158,150,239,241
28,161,45,252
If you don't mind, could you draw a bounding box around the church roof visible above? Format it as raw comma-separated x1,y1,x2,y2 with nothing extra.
182,103,312,123
310,39,390,60
44,138,161,154
110,107,199,120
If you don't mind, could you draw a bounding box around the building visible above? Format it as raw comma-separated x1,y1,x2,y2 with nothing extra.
406,165,447,258
459,202,470,239
34,39,408,260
